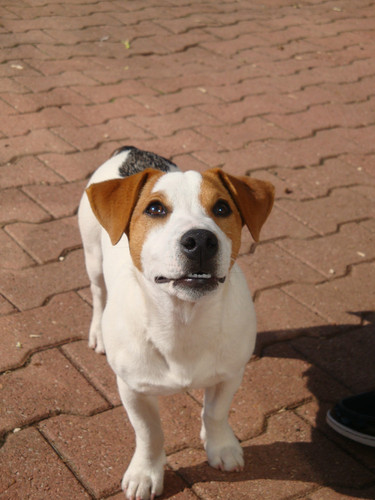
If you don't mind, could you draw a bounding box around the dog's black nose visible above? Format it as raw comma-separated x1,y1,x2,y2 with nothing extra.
180,229,218,263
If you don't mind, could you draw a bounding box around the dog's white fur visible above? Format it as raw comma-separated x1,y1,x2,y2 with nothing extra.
78,148,274,500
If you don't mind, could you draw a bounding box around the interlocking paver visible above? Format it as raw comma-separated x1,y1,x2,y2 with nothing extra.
0,428,91,500
0,250,88,310
0,187,50,224
23,180,86,218
284,262,375,325
278,222,375,278
0,349,108,437
1,0,375,498
0,156,63,189
0,292,90,372
0,229,35,269
6,216,81,264
168,412,374,500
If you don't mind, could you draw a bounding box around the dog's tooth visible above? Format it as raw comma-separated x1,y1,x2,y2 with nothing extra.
188,273,211,279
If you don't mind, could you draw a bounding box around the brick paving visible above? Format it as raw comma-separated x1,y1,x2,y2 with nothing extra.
0,0,375,498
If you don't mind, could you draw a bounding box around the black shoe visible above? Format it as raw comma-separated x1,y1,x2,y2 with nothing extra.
326,391,375,447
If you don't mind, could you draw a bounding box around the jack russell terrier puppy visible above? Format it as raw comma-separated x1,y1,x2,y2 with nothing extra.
78,146,275,500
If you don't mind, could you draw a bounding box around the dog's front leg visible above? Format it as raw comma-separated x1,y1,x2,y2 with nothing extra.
201,373,244,472
117,377,166,500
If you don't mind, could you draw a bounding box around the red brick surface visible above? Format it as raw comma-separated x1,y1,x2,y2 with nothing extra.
1,0,375,499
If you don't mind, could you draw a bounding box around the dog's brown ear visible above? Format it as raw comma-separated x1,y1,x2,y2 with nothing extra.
86,169,161,245
214,169,275,242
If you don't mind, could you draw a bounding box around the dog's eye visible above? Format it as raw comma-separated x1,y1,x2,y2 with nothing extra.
212,199,232,217
145,201,168,217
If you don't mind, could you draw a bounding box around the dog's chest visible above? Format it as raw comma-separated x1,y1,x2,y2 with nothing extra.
138,313,234,394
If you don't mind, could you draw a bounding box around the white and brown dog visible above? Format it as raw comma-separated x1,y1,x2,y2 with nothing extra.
78,146,274,500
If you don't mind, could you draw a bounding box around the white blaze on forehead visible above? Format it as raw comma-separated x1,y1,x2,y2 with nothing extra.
151,171,203,214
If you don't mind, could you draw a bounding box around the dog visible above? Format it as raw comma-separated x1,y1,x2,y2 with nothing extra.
78,146,274,500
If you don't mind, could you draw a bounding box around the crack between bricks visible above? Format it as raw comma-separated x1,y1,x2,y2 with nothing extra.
58,344,115,409
37,426,97,499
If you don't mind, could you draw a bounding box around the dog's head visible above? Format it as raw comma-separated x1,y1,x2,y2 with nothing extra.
86,168,274,301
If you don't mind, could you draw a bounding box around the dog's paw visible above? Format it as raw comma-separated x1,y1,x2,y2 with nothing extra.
206,435,244,472
122,454,165,500
88,326,105,354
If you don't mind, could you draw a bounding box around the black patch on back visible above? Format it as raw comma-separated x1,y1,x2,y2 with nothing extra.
114,145,177,177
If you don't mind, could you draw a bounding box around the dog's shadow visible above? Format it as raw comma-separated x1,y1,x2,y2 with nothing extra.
162,311,375,499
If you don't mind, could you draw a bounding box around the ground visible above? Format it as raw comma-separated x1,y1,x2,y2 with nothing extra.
0,0,375,499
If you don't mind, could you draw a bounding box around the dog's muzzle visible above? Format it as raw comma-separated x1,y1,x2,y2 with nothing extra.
155,229,226,292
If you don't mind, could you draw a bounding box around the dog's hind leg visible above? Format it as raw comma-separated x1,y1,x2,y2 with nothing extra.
201,372,245,472
117,377,166,500
78,194,106,353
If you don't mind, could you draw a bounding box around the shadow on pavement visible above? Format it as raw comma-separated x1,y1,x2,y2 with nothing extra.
167,312,375,499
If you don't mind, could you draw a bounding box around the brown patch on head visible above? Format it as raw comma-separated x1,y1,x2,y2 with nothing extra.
200,171,244,265
201,168,275,261
128,182,173,271
86,168,164,246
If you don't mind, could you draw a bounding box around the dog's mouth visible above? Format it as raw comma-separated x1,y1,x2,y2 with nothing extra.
155,273,226,289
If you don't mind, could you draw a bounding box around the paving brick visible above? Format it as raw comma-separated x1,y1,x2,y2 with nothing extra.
233,342,348,441
0,427,90,500
255,288,328,350
39,393,202,499
61,340,120,406
238,241,324,293
2,13,123,33
342,152,375,179
0,156,63,189
201,33,268,58
14,71,97,93
278,222,375,278
292,325,375,394
6,216,81,264
308,486,375,500
134,87,221,114
53,118,152,151
129,107,221,137
277,185,375,235
0,97,16,116
63,96,155,126
134,129,220,159
168,410,374,499
170,153,208,173
72,81,157,104
0,87,91,113
267,97,375,138
0,229,34,269
0,292,90,372
0,77,27,94
0,249,88,310
0,188,49,224
284,262,375,325
1,129,77,164
2,44,50,64
199,94,290,124
77,286,91,306
0,294,16,316
0,107,83,137
23,179,86,218
266,157,374,200
38,142,117,181
199,116,295,148
0,29,58,48
0,349,108,436
321,76,375,104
